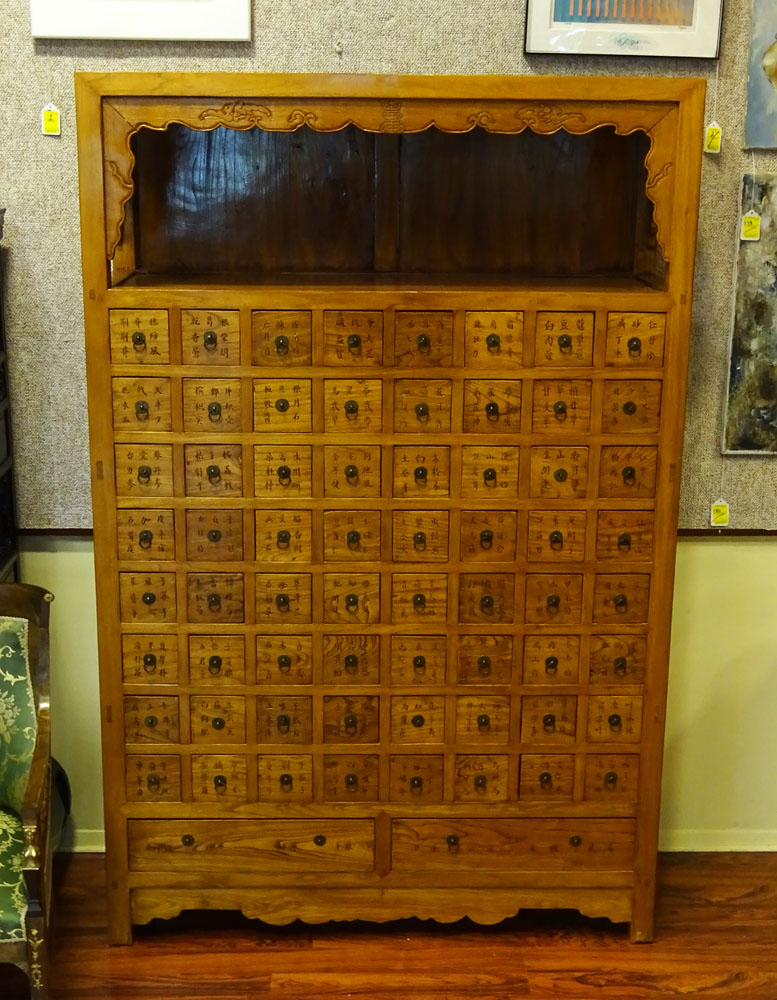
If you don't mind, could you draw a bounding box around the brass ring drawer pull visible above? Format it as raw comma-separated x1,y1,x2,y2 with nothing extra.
554,468,568,483
344,654,359,672
277,465,292,485
569,835,582,847
618,532,632,550
132,330,146,351
410,776,423,793
415,402,429,421
543,713,556,732
207,593,221,611
613,593,628,611
277,654,291,672
485,401,500,420
347,530,361,549
181,834,195,847
413,531,426,550
416,332,431,352
214,774,227,792
622,465,636,485
146,773,160,790
414,466,427,483
275,397,290,413
483,467,497,485
135,400,149,421
545,655,558,675
479,529,493,549
203,330,218,351
276,530,291,548
277,714,291,733
480,594,494,612
411,714,425,728
474,774,487,790
345,773,358,790
412,593,426,610
446,834,459,851
604,771,618,788
344,714,358,732
344,464,359,483
144,715,158,728
627,336,642,356
539,771,553,787
211,717,225,731
613,656,628,675
276,593,290,611
138,530,153,549
313,834,327,846
208,401,222,421
208,655,222,675
345,593,359,613
478,655,491,676
546,594,560,611
413,655,426,672
275,334,289,355
143,653,157,673
609,713,622,730
142,592,156,606
347,333,361,353
280,773,293,790
345,399,359,418
207,465,221,484
137,465,152,484
477,713,490,730
553,399,567,419
486,333,500,352
622,400,637,415
558,333,572,352
549,530,564,550
208,529,222,543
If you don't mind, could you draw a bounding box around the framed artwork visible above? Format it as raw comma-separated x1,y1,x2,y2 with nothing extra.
724,175,777,454
29,0,252,40
525,0,723,57
746,0,777,148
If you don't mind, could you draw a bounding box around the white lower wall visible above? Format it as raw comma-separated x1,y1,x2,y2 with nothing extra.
19,535,777,853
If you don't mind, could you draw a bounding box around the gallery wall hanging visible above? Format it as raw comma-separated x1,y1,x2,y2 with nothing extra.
29,0,251,40
746,0,777,148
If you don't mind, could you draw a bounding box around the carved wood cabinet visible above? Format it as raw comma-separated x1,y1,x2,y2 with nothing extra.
75,73,704,944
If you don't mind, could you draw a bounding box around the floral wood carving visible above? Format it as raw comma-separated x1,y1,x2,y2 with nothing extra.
514,104,588,130
197,102,274,128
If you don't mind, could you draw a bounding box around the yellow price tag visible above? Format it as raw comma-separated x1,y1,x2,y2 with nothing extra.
704,121,722,154
710,501,730,527
41,104,60,136
741,211,761,242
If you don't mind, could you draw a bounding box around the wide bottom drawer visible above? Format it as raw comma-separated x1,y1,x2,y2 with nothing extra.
128,819,374,873
392,819,635,872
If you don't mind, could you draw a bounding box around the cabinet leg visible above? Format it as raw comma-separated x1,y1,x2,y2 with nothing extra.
107,888,134,945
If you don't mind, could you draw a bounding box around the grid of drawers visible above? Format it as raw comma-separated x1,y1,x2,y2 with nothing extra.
114,305,664,814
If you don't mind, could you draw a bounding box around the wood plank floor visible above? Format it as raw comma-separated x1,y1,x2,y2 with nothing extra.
4,852,777,999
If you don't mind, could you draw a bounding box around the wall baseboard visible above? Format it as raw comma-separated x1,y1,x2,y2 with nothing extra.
57,828,106,853
659,829,777,852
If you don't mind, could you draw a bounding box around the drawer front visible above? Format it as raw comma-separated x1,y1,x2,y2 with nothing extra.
535,312,594,366
392,819,635,872
192,755,248,804
181,309,240,365
519,754,575,801
526,511,586,563
324,754,380,801
122,634,179,684
257,755,313,802
323,695,380,743
596,511,654,561
256,510,312,563
520,695,577,744
530,447,589,500
124,696,180,745
186,573,244,624
598,445,657,499
253,378,312,432
125,754,181,802
391,635,447,685
256,573,312,623
462,380,521,433
394,380,452,433
458,573,516,624
324,378,383,432
128,819,375,873
392,573,448,624
587,696,643,744
323,310,383,365
393,446,450,498
189,635,246,686
601,380,662,434
110,309,169,364
112,377,172,432
589,635,647,685
392,510,449,562
454,754,509,802
190,695,246,744
532,380,592,434
524,574,583,625
460,510,517,562
186,510,244,562
522,635,580,685
461,445,519,499
254,446,312,498
323,573,381,624
119,572,177,624
252,310,312,366
323,634,381,685
389,755,444,803
584,754,640,804
455,695,511,744
464,311,523,367
256,634,313,685
184,444,243,497
182,378,242,433
324,445,382,498
390,696,445,744
115,444,174,497
117,509,175,561
605,312,665,367
592,574,650,624
395,311,453,367
325,510,382,561
257,696,313,745
457,634,513,684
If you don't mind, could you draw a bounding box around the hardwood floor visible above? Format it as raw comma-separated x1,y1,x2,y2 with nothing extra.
4,852,777,999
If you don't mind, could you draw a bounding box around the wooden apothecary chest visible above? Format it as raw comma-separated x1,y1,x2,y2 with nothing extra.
75,73,704,943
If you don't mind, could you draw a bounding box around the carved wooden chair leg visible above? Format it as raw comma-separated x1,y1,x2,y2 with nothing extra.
25,904,50,999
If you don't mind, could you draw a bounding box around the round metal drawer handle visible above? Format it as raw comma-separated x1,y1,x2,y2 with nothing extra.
415,402,429,421
618,532,632,550
480,594,494,612
137,465,152,484
416,332,431,352
347,530,361,549
446,834,459,850
144,715,158,729
207,593,221,611
486,333,501,352
208,401,222,422
344,399,359,418
277,654,292,672
543,713,556,732
485,401,500,420
413,654,426,672
410,776,423,793
478,655,491,676
142,592,156,606
146,773,160,790
277,465,292,485
604,771,618,788
275,397,290,413
476,714,490,730
539,771,553,787
344,464,359,483
313,834,327,846
553,399,567,419
181,834,195,847
280,773,293,790
483,467,497,485
627,336,642,356
413,531,426,550
208,655,222,675
211,717,225,731
345,773,358,790
622,400,637,415
135,400,149,421
276,529,291,548
143,653,157,673
411,714,425,728
549,530,564,550
412,593,426,610
613,656,628,676
613,593,628,611
344,654,359,672
344,714,358,731
345,593,359,612
558,333,573,352
474,774,487,790
203,330,218,351
214,774,227,792
569,835,582,848
208,529,222,543
277,714,291,733
609,713,622,730
276,593,290,611
622,465,636,485
414,466,428,483
275,334,289,355
546,594,560,611
138,529,153,550
347,333,361,353
554,468,568,483
479,529,493,549
207,465,221,484
545,655,558,675
132,330,147,351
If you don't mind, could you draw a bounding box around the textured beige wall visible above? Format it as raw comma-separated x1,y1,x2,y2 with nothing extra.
0,0,774,528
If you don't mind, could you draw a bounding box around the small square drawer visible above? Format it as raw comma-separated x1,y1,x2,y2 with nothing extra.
323,695,380,743
530,446,589,499
323,573,381,624
587,696,643,744
256,634,313,685
455,695,511,744
253,379,312,432
124,696,179,744
182,378,242,434
598,445,657,498
117,509,175,561
519,754,575,800
606,312,665,367
395,311,453,367
110,309,169,364
325,510,381,562
119,572,177,624
601,380,662,434
324,379,383,432
526,511,586,563
325,445,381,498
181,309,240,365
454,755,509,802
522,635,580,685
520,696,577,744
192,755,248,804
458,573,515,624
115,444,174,497
189,635,246,686
186,509,244,561
535,312,594,366
256,510,312,563
257,755,313,802
391,573,448,624
252,310,312,366
596,511,654,561
392,510,449,562
190,695,246,744
463,380,521,433
592,574,650,624
112,377,172,431
393,446,450,497
256,573,312,623
184,444,243,497
391,695,445,744
457,635,513,684
525,574,583,625
254,446,312,498
589,635,647,685
532,380,592,434
389,755,444,803
125,755,181,802
324,755,380,801
324,634,380,685
460,510,517,562
323,310,383,365
394,380,452,433
186,573,244,624
461,445,519,498
584,754,640,803
122,634,179,685
257,695,313,744
465,311,523,367
391,635,447,685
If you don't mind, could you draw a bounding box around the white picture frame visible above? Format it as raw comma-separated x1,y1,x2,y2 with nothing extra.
30,0,252,41
525,0,723,58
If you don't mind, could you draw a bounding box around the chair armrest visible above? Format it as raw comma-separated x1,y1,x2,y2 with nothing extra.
20,707,51,875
